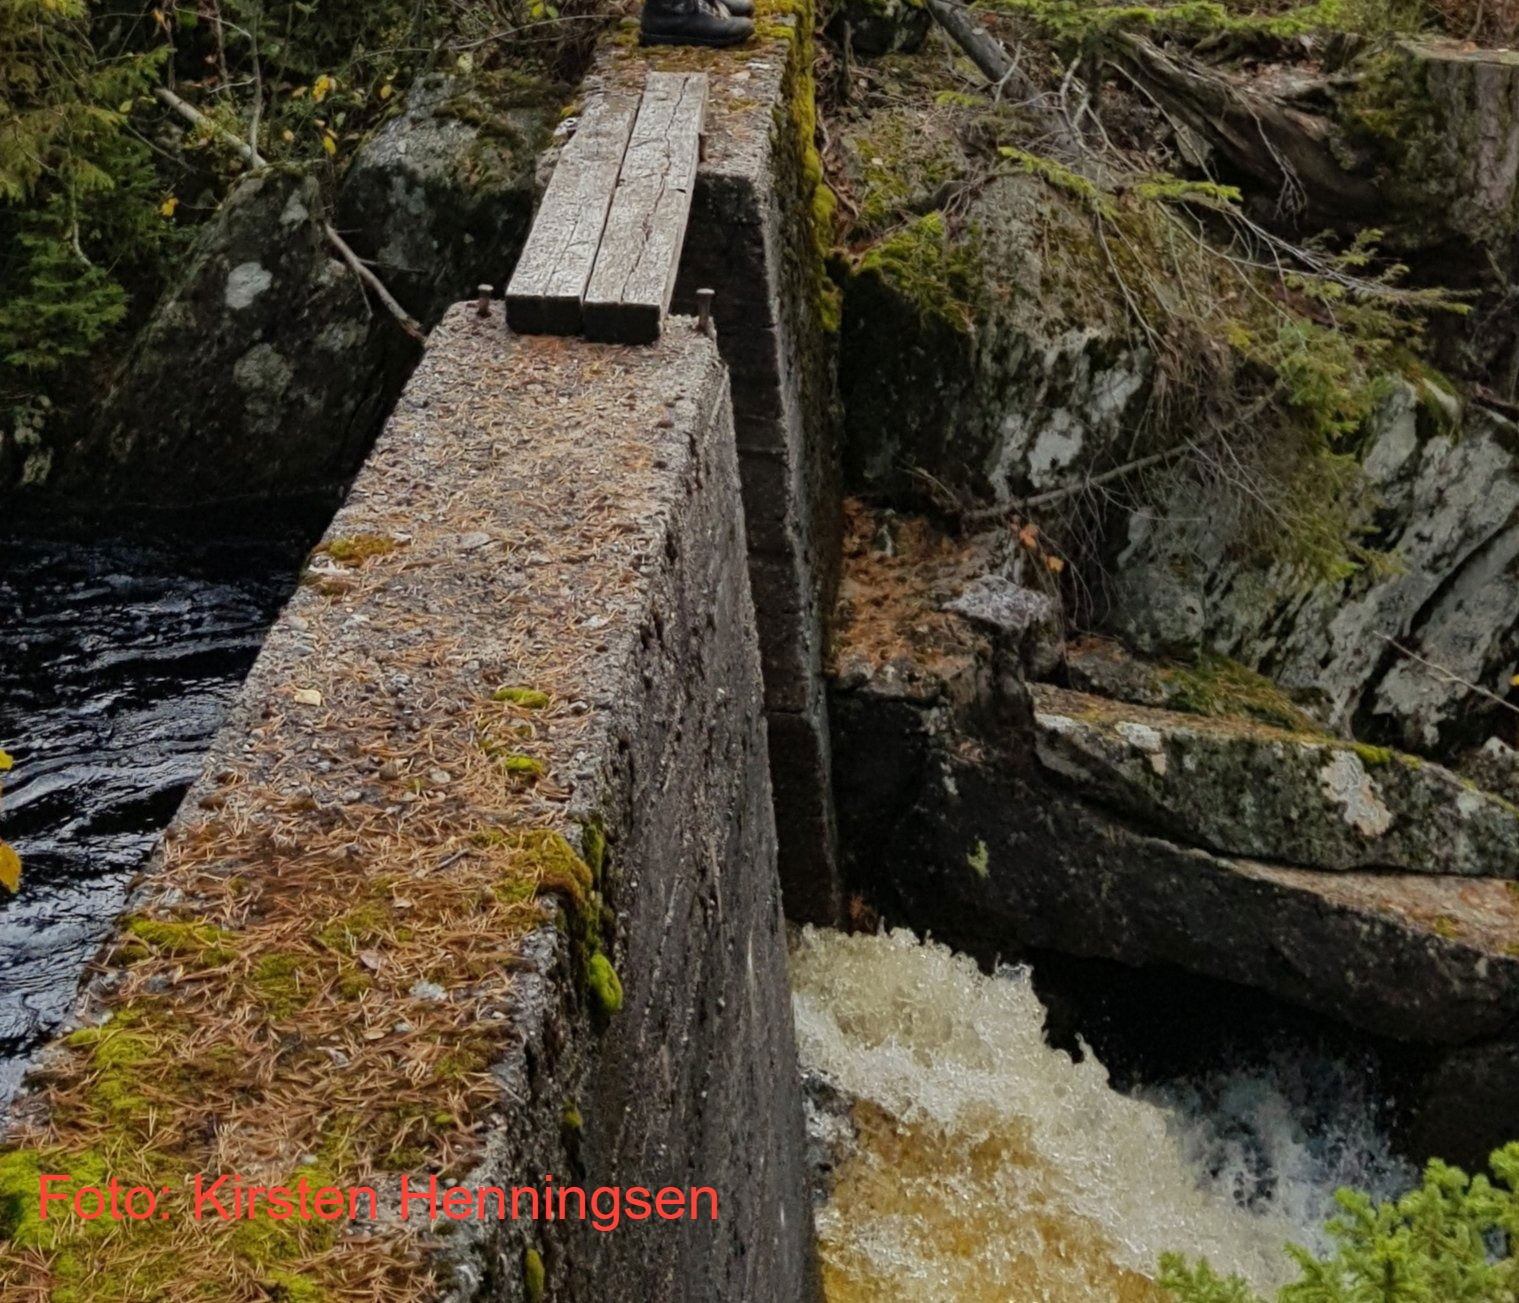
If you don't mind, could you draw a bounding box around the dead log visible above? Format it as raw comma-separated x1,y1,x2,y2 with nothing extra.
923,0,1018,87
1103,34,1380,218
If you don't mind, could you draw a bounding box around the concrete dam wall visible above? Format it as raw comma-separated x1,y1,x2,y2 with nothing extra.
0,24,833,1299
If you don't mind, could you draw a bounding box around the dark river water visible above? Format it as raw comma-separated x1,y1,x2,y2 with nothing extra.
0,529,301,1100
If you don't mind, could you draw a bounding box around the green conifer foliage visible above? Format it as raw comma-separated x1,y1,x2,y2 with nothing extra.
0,0,166,419
1162,1144,1519,1302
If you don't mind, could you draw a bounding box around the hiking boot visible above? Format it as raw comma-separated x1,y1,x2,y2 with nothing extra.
721,0,756,16
640,0,754,46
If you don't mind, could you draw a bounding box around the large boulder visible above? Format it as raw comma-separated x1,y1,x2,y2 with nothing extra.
51,168,413,507
1032,685,1519,876
335,74,554,326
38,79,552,511
836,125,1152,504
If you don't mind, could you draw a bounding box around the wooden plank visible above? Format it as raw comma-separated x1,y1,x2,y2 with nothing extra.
505,99,638,336
582,73,708,346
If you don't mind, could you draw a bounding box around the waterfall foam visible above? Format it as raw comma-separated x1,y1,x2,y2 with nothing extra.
791,927,1411,1301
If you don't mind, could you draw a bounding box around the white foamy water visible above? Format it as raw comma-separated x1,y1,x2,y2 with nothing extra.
791,928,1412,1302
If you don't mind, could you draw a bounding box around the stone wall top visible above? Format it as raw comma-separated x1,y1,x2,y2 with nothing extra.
1,305,814,1300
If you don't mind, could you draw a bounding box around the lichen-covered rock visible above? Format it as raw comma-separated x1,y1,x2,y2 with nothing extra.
944,574,1063,678
1463,736,1519,802
1106,383,1519,758
1032,685,1519,876
336,74,554,326
50,169,416,507
838,159,1151,504
36,78,550,511
833,660,1519,1046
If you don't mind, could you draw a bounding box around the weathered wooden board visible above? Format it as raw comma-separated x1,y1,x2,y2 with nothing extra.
583,73,708,345
505,100,638,336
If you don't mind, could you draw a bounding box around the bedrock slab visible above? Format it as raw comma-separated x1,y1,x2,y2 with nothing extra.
829,516,1519,1047
1031,685,1519,877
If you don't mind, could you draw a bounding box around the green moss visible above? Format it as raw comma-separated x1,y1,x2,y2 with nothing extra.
314,534,398,566
492,685,551,708
251,952,310,1017
514,829,594,907
586,952,624,1017
1432,914,1462,940
0,1148,108,1248
855,213,982,332
561,1101,583,1133
523,1247,547,1302
491,876,538,905
581,816,607,885
967,839,990,879
849,113,965,236
123,917,237,967
312,903,389,955
1351,742,1394,767
1161,654,1323,733
228,1183,338,1268
501,754,545,780
434,1048,488,1082
261,1273,328,1303
765,0,841,334
982,0,1408,44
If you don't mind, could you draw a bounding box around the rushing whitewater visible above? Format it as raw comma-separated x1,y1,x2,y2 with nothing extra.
791,928,1410,1302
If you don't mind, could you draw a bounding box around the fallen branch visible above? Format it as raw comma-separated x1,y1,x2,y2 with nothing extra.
960,445,1190,527
1374,632,1519,720
154,86,424,341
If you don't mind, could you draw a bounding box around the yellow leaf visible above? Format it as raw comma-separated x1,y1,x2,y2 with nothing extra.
1045,554,1065,574
1017,523,1039,551
159,195,179,218
282,129,295,143
378,83,393,100
322,132,337,156
291,85,308,100
0,749,11,772
293,688,323,707
151,8,169,31
0,842,19,894
313,74,335,104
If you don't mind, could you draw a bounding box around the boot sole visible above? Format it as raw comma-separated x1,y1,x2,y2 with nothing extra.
639,29,752,45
